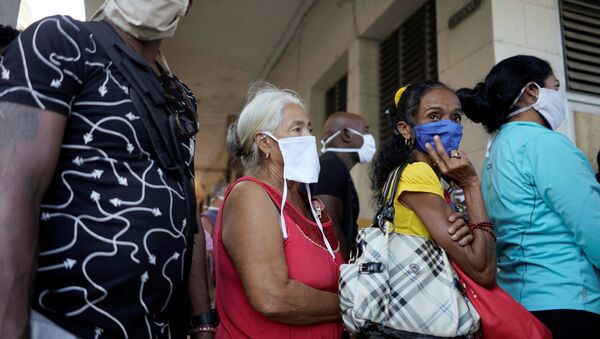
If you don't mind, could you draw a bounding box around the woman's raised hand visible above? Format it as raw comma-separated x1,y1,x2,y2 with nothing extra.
424,135,479,189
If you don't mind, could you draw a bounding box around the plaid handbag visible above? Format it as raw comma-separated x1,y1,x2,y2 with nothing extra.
339,165,480,337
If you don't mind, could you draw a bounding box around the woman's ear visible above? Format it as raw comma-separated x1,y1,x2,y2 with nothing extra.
396,121,413,141
523,82,540,105
254,132,271,156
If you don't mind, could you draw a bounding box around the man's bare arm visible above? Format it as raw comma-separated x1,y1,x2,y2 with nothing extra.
0,102,67,338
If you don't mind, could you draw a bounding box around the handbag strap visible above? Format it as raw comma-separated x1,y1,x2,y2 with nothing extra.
375,163,409,232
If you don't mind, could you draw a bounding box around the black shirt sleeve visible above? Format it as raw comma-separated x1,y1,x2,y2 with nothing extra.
312,153,349,200
0,15,88,115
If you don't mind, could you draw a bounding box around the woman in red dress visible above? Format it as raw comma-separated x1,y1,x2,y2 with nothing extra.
214,82,344,338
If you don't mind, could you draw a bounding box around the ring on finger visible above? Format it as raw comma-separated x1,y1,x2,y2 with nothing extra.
434,159,441,166
450,150,461,159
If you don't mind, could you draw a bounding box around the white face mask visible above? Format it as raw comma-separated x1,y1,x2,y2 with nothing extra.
261,131,335,260
507,82,566,130
321,128,376,163
102,0,189,41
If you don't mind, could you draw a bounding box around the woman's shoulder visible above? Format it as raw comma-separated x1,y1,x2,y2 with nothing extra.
401,162,438,182
226,177,277,207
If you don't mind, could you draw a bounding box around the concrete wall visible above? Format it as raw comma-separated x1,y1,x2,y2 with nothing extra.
268,0,422,223
574,112,600,173
436,0,495,173
0,0,21,27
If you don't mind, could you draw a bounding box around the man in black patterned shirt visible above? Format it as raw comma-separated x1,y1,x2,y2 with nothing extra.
0,0,212,338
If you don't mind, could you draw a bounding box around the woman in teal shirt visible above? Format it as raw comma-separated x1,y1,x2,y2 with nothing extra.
458,55,600,338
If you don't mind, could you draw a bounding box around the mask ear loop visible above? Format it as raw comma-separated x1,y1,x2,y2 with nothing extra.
279,179,289,239
507,82,540,119
320,130,342,153
305,183,336,261
260,131,290,239
321,129,365,154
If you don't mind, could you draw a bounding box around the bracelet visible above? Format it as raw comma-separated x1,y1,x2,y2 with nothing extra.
470,222,494,229
470,223,496,242
191,309,219,327
188,324,217,335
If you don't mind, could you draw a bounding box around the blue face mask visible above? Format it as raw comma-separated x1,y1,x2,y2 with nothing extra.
413,120,463,155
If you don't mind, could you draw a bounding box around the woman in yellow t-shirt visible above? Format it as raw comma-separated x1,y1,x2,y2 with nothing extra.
371,80,497,287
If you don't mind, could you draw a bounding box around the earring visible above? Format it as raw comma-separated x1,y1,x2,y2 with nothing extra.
404,138,413,148
265,151,270,159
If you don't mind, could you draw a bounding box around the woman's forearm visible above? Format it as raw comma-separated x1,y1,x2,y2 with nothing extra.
253,279,341,325
461,179,489,224
461,180,497,281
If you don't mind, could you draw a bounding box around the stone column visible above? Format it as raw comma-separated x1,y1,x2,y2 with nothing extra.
347,38,379,224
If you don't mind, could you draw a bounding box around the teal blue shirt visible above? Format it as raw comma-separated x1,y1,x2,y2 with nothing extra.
482,122,600,314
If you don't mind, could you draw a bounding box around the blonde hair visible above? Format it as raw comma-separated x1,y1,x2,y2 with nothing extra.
226,81,304,175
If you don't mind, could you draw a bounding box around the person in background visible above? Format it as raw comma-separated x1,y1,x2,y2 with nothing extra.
198,182,227,304
370,81,498,336
0,24,19,53
314,112,374,260
458,55,600,338
200,182,228,236
0,0,213,338
217,82,344,338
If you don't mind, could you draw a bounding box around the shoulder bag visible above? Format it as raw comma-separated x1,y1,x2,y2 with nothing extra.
339,165,480,337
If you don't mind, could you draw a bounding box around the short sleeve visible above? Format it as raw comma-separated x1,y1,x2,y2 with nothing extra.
312,154,348,199
523,132,600,267
397,162,444,199
0,15,88,115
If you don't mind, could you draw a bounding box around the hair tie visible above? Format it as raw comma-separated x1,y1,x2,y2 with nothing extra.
394,85,410,107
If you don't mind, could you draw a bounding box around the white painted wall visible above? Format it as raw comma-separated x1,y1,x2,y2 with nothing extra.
436,0,496,175
268,0,422,223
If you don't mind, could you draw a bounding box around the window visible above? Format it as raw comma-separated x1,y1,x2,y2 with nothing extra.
325,75,347,117
378,0,437,142
561,0,600,96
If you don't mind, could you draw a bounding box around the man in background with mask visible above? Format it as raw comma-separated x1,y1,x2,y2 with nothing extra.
0,1,213,338
315,112,375,260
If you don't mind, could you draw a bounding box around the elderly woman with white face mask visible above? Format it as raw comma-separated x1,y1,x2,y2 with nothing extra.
214,82,344,338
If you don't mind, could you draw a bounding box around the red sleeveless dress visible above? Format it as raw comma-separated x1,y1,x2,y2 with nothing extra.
214,177,344,338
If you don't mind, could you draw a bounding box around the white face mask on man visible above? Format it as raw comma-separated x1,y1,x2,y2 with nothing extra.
507,82,566,131
320,128,377,163
261,131,335,260
102,0,189,41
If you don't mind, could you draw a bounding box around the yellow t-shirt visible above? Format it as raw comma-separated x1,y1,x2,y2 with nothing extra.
385,162,444,239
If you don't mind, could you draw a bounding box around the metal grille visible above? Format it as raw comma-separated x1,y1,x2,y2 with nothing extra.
325,75,348,117
379,0,437,143
561,0,600,96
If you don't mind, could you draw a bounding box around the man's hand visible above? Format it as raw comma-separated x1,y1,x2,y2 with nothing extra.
447,212,473,246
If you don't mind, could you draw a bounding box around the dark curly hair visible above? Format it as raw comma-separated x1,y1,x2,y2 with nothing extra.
456,55,553,134
370,80,449,204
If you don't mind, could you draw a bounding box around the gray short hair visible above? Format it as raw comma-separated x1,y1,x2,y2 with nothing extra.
226,81,304,175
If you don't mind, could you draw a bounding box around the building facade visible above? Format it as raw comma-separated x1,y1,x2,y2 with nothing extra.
266,0,600,224
7,0,599,220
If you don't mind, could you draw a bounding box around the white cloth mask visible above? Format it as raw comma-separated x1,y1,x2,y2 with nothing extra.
321,128,376,163
102,0,189,41
261,131,335,260
507,82,566,130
